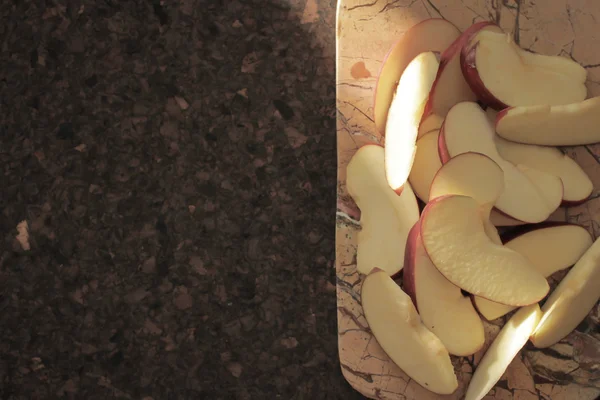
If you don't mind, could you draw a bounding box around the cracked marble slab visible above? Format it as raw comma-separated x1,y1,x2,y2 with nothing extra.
336,0,600,399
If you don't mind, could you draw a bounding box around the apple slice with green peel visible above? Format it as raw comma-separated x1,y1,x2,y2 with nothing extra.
374,18,460,134
517,164,563,214
461,30,587,109
530,237,600,348
489,210,524,227
421,22,502,128
362,269,458,394
385,52,439,193
346,145,420,277
440,102,556,223
408,130,441,202
495,136,593,205
496,97,600,146
404,223,485,356
465,304,542,400
420,195,549,306
473,223,593,321
429,152,504,244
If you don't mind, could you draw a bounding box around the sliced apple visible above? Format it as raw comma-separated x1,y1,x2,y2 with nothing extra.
495,136,593,205
496,97,600,146
385,52,439,193
428,152,504,244
465,304,542,400
473,223,593,321
461,30,587,109
404,223,485,356
347,145,420,276
408,130,441,202
530,237,600,348
517,164,563,213
420,195,549,306
439,101,556,223
418,114,444,138
361,269,458,394
421,22,502,127
374,18,461,133
489,210,524,226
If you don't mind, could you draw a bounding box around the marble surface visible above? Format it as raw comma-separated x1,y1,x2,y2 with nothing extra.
0,0,362,398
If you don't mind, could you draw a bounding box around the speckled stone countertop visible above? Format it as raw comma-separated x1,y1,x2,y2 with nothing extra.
0,0,361,398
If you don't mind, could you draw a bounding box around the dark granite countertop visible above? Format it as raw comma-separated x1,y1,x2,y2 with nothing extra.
0,0,363,398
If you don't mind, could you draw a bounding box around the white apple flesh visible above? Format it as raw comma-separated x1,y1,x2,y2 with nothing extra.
361,269,458,394
346,145,420,276
374,18,460,133
464,304,542,400
517,164,563,214
408,130,441,202
385,51,439,193
530,237,600,348
420,195,549,306
496,97,600,146
404,223,485,356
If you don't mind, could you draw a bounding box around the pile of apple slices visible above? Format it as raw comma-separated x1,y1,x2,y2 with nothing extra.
348,18,600,399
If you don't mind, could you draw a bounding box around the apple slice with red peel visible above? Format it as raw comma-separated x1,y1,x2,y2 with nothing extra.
346,145,420,277
517,164,563,214
461,30,587,109
473,223,593,321
421,22,502,128
440,102,555,223
361,269,458,394
465,304,542,400
404,223,485,356
385,52,439,193
496,97,600,146
530,237,600,348
374,18,460,133
420,195,549,306
495,136,593,205
489,210,524,227
408,130,441,202
417,114,444,138
428,152,504,244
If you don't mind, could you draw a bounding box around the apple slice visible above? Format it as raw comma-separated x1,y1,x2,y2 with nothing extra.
361,269,458,394
464,304,542,400
420,195,549,306
461,30,587,109
408,130,441,202
517,164,563,213
417,114,444,138
530,237,600,348
374,18,460,133
489,210,524,226
495,136,593,205
496,97,600,146
404,223,485,356
428,152,504,244
440,102,557,223
385,52,439,193
421,22,502,127
346,145,420,276
473,223,592,321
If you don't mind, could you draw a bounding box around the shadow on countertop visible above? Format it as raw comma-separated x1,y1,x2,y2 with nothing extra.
0,0,364,398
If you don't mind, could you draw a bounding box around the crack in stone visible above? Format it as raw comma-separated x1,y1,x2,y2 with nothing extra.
347,0,380,12
336,276,362,302
379,0,419,14
341,100,374,122
513,0,522,45
584,146,600,166
341,362,375,383
339,306,371,331
337,82,372,90
424,0,447,21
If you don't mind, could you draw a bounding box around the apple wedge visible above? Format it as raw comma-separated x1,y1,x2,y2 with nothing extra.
428,152,504,244
461,30,587,109
496,97,600,146
385,51,439,193
464,304,542,400
489,210,524,226
495,136,593,205
420,195,549,306
421,22,502,127
347,145,420,276
404,223,485,356
439,102,557,223
530,237,600,348
473,223,593,321
517,164,563,213
418,114,444,138
408,130,441,202
374,18,460,133
361,269,458,394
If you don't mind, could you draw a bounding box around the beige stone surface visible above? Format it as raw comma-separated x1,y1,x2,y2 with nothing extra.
335,1,600,399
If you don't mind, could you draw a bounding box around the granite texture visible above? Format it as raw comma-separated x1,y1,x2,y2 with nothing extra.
0,0,360,398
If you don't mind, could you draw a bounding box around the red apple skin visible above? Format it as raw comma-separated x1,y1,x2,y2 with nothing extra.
499,221,589,245
402,222,421,311
460,40,510,110
421,21,500,124
437,119,452,164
